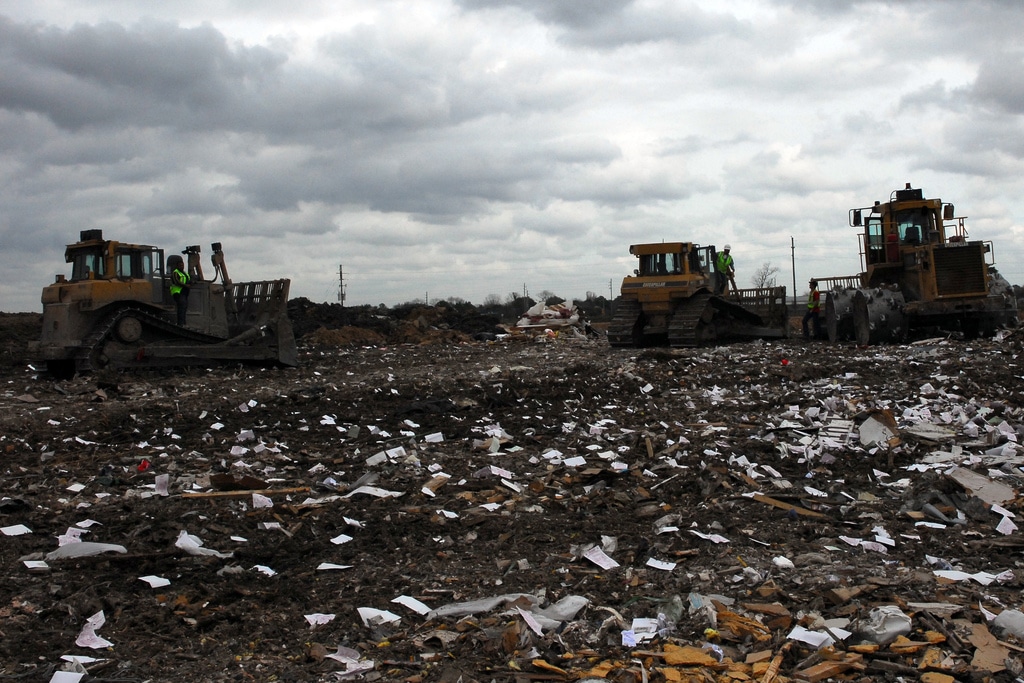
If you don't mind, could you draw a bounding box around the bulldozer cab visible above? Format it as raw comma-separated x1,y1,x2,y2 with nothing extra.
628,242,712,283
61,231,167,307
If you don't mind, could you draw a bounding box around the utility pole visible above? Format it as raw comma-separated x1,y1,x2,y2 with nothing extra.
790,237,797,306
338,264,346,305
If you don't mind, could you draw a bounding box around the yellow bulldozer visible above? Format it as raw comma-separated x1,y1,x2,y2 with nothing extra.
33,230,298,377
607,242,789,347
815,184,1018,344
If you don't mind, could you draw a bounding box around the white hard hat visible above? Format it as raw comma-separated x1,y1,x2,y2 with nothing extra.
723,244,731,250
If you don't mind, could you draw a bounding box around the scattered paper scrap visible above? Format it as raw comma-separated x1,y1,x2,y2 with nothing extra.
138,575,171,588
75,611,113,649
357,606,401,627
582,545,620,570
174,530,231,558
316,562,353,571
392,595,431,615
304,613,336,627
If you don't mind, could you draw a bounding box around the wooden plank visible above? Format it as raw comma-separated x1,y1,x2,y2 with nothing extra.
794,654,863,682
750,493,826,518
181,486,311,499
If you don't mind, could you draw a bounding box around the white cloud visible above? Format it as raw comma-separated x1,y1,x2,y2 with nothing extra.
1,0,1024,315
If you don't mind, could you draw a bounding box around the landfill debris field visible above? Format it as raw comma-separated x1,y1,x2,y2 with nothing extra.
3,311,1024,683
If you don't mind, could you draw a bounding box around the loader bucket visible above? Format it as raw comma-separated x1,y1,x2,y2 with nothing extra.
226,279,298,366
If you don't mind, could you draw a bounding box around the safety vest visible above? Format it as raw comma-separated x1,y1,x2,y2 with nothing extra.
170,268,190,296
807,289,820,312
716,252,733,274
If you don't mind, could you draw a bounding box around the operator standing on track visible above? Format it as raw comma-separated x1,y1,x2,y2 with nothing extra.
803,279,822,340
169,255,191,327
714,245,735,295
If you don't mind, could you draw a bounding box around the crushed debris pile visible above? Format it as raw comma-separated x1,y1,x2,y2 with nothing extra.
288,298,504,346
3,312,1024,681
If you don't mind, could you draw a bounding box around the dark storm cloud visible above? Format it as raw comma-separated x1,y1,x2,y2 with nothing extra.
972,53,1024,115
455,0,747,49
454,0,633,28
0,13,642,235
0,17,286,131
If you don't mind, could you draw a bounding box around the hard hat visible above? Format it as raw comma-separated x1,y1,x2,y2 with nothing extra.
723,244,731,250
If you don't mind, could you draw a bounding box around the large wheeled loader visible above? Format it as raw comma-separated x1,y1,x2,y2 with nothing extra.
607,242,788,348
33,230,298,378
815,184,1018,345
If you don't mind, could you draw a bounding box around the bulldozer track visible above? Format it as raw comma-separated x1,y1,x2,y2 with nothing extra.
668,292,713,347
74,303,224,373
607,298,641,347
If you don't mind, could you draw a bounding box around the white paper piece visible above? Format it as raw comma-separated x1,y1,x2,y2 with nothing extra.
582,546,620,570
331,534,354,545
424,432,444,443
996,516,1018,535
23,560,49,572
689,530,730,544
154,473,170,496
1,524,32,536
474,464,514,479
630,617,659,643
46,542,127,560
621,630,637,647
316,562,353,571
934,569,1011,585
58,526,88,545
343,486,403,499
49,672,85,683
305,613,336,627
252,564,277,576
992,503,1016,518
75,611,113,649
357,607,401,627
563,456,587,467
516,606,545,636
325,646,375,674
174,530,232,558
788,625,838,648
139,575,171,588
646,558,677,571
252,493,273,509
392,595,431,615
66,483,86,493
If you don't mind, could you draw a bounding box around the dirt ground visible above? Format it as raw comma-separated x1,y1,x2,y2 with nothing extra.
3,310,1024,682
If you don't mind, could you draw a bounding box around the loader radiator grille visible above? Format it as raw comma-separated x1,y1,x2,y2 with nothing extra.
933,244,986,297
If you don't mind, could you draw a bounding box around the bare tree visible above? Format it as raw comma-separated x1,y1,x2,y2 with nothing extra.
750,262,780,288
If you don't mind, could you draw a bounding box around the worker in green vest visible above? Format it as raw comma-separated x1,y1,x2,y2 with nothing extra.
714,245,735,295
168,255,191,326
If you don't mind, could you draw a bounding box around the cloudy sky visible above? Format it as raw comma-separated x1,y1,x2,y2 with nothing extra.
2,0,1024,312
